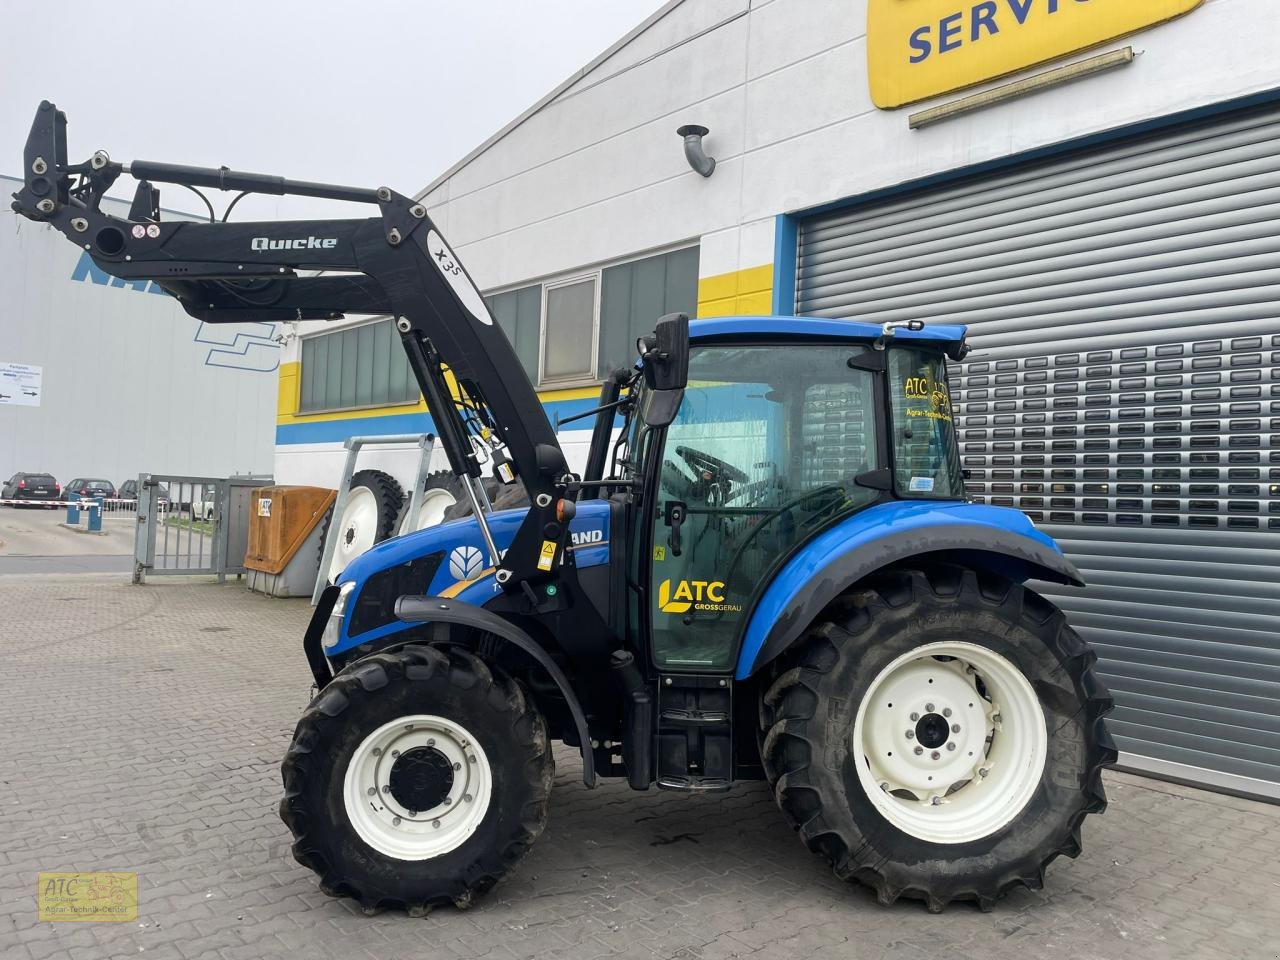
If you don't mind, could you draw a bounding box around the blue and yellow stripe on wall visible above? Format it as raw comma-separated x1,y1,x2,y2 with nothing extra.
277,252,788,445
275,363,606,445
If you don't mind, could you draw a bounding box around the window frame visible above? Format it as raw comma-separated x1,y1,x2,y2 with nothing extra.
538,272,602,389
296,317,422,416
482,241,700,390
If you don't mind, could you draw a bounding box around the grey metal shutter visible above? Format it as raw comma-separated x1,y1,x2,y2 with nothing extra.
797,104,1280,799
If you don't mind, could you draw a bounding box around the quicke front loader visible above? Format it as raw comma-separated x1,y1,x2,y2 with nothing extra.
13,102,1115,913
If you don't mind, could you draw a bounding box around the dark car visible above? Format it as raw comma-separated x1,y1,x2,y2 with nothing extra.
2,472,61,507
64,478,117,501
118,478,170,506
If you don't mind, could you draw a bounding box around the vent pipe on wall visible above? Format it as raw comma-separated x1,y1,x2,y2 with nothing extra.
676,124,716,178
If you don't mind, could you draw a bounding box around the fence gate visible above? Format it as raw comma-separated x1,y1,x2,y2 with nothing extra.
133,474,268,583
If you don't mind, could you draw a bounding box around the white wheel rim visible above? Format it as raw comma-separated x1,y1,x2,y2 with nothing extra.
852,641,1047,844
399,488,457,536
329,487,380,580
342,714,493,861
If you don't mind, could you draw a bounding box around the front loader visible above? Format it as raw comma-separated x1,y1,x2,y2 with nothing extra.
14,102,1115,914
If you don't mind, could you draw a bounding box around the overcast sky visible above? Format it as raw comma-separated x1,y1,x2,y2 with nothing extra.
1,0,668,221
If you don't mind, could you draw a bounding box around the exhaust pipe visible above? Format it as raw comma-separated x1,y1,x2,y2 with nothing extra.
676,124,716,178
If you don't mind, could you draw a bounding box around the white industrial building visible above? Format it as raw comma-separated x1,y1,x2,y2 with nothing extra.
1,177,278,487
273,0,1280,799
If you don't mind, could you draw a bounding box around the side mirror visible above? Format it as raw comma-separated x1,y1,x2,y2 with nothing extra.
637,313,689,427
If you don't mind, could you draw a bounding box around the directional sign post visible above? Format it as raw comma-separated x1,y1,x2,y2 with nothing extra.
0,362,42,407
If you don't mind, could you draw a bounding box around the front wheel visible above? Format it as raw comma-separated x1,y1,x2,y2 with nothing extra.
760,565,1115,911
279,645,553,913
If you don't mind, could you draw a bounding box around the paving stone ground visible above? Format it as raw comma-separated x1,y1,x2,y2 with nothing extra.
1,572,1277,960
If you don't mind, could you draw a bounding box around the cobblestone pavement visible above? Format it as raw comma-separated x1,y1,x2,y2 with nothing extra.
2,573,1277,960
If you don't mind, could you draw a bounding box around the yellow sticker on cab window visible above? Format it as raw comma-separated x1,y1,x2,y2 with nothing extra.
537,540,557,572
39,872,138,922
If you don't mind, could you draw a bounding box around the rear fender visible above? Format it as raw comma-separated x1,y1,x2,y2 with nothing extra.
735,500,1083,680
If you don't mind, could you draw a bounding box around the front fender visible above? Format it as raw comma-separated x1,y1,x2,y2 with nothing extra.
394,595,596,788
735,500,1083,680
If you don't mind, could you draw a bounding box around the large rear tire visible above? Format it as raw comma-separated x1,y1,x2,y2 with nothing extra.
279,645,553,913
759,565,1115,912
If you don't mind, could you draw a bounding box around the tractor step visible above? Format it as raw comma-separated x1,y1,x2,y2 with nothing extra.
656,675,733,791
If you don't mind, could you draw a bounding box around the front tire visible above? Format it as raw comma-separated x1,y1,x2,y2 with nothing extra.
280,645,553,913
760,565,1115,911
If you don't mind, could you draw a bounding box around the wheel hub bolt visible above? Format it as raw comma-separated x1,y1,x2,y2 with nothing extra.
946,743,956,751
427,738,436,747
468,756,476,764
914,746,923,756
952,723,961,734
463,794,472,803
405,724,414,731
391,750,400,758
443,797,452,805
905,730,914,739
925,703,935,712
453,762,461,771
910,712,920,721
372,748,382,757
942,708,952,717
930,751,940,760
381,785,391,793
432,819,441,828
392,816,401,826
367,787,376,797
979,767,990,778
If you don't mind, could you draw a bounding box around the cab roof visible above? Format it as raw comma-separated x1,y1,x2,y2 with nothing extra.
689,316,967,347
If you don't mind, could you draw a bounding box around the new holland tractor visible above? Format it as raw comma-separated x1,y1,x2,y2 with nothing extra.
14,102,1114,914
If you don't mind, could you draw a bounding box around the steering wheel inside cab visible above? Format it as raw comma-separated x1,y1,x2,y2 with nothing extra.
663,445,748,504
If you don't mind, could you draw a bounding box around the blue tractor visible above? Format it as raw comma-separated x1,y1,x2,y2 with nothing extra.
15,102,1114,915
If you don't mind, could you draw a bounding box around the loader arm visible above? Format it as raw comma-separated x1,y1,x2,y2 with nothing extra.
11,100,573,593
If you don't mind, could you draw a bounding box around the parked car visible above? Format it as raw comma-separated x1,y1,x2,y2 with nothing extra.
1,472,61,507
118,478,170,507
64,478,117,500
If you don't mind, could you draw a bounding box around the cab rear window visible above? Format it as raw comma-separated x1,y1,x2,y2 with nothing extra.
887,347,964,499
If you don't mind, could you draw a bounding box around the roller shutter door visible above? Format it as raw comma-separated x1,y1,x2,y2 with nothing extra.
796,103,1280,799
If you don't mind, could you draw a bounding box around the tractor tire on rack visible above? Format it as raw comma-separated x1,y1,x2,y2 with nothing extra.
326,469,403,583
759,564,1115,912
279,645,554,914
396,471,461,537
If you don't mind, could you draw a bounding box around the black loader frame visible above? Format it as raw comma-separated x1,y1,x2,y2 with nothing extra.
11,100,577,599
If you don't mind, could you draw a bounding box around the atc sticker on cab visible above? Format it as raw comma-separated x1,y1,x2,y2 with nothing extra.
38,872,138,922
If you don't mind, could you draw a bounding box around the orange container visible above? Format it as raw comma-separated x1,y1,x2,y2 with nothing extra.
245,486,335,575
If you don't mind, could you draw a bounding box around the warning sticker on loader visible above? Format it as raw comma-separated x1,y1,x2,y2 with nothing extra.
537,540,557,572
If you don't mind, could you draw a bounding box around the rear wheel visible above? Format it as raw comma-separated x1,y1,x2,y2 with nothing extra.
760,565,1115,911
279,645,553,913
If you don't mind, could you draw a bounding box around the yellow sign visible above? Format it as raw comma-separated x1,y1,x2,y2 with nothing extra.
658,578,741,614
537,540,557,572
868,0,1203,109
38,872,138,922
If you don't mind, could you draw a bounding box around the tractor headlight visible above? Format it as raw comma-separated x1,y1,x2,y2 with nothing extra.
321,581,356,650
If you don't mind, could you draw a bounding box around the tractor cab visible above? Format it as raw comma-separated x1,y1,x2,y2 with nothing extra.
624,317,969,676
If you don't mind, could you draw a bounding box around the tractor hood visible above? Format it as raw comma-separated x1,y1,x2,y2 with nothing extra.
338,498,612,591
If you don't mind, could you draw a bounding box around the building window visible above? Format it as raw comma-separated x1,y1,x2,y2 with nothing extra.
485,284,541,382
298,319,419,413
597,246,699,377
541,276,598,384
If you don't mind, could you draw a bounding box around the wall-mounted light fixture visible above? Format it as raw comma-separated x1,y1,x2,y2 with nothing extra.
909,46,1138,130
677,124,716,177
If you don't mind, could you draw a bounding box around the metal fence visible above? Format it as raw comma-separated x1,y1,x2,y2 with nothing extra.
133,474,270,583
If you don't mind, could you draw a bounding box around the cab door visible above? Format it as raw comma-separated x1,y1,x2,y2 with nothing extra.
644,341,883,672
